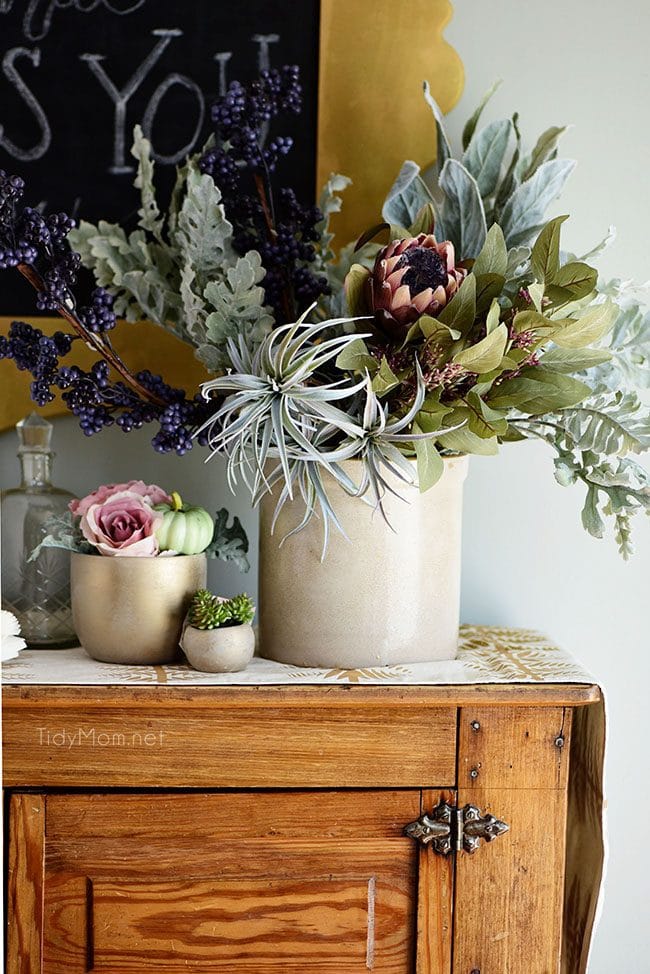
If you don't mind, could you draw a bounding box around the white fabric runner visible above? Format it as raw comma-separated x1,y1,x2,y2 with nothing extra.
0,625,595,686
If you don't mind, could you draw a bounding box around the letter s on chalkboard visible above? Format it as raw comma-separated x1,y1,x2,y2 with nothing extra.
0,45,51,161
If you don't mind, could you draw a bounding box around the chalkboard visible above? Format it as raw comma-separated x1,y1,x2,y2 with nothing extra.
0,0,321,313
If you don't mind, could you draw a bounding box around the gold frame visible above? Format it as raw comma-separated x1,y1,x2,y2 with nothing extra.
0,0,463,432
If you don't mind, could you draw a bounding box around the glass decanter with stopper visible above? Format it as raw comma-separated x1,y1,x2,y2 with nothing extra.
1,413,77,647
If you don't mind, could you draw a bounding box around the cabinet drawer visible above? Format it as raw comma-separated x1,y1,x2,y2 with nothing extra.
32,790,450,973
3,693,457,788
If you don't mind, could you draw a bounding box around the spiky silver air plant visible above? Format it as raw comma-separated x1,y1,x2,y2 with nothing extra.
365,233,467,339
196,310,462,556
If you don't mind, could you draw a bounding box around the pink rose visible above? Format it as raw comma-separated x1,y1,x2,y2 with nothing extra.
70,480,171,517
80,490,164,557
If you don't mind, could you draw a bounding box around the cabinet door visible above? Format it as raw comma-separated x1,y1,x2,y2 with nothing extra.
8,790,454,974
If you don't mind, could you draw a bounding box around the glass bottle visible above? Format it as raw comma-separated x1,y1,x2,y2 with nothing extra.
1,413,77,647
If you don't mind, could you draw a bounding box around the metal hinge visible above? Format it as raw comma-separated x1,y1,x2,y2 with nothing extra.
404,800,509,856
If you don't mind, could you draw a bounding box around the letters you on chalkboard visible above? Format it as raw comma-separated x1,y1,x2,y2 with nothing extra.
0,0,320,311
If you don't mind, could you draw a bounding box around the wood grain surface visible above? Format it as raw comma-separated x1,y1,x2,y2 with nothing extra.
453,707,572,974
6,794,45,974
3,701,457,789
42,790,420,972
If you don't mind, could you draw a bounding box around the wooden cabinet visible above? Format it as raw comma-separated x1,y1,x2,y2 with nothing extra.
3,682,600,973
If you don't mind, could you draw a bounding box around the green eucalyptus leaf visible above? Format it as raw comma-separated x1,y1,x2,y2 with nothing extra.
439,159,488,258
475,273,506,315
419,315,461,341
531,214,569,283
486,298,501,334
461,80,503,151
453,322,508,374
545,261,598,304
553,299,618,349
473,224,508,278
520,126,570,182
372,356,401,395
344,263,371,317
335,338,378,374
462,118,513,198
487,368,591,413
541,347,613,373
465,390,509,437
439,423,499,455
437,274,477,334
413,423,444,491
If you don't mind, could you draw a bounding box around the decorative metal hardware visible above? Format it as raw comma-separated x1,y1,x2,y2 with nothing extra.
404,800,509,856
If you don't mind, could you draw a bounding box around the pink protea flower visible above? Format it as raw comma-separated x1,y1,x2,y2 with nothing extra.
366,233,467,339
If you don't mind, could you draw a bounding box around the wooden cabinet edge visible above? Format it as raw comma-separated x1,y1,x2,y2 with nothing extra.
2,682,602,709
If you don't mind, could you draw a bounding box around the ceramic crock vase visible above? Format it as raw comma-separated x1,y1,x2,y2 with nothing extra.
259,456,469,668
71,552,207,664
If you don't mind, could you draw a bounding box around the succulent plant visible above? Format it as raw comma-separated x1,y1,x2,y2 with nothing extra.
187,589,255,630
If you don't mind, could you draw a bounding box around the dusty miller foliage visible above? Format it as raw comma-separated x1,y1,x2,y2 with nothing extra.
69,127,274,374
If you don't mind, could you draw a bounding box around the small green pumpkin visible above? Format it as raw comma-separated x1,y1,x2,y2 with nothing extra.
154,492,214,555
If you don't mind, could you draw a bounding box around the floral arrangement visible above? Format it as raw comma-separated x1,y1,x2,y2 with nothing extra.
1,68,649,555
187,589,255,630
34,480,249,569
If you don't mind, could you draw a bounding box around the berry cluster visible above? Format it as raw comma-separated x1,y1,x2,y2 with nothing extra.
0,170,214,455
0,320,211,453
199,66,329,323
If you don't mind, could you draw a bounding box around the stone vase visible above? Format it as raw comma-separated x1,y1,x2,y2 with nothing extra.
181,623,255,673
71,552,207,665
258,456,469,668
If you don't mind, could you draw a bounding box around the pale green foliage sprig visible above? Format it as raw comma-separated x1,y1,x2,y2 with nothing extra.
69,126,273,373
381,80,575,261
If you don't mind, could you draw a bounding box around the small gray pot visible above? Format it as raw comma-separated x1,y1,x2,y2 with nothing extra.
181,622,255,673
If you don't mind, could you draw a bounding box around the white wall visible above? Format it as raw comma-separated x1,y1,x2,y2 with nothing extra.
0,1,648,967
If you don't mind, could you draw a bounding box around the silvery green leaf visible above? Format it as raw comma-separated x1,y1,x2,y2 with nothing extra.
579,226,616,264
382,160,433,229
493,112,521,218
423,81,451,175
518,126,570,182
559,391,650,455
201,253,273,373
462,118,513,199
439,160,487,258
205,508,249,572
505,245,531,279
179,262,206,344
28,512,93,561
499,159,576,248
174,166,235,286
461,79,502,151
315,172,352,266
581,484,605,538
131,124,163,241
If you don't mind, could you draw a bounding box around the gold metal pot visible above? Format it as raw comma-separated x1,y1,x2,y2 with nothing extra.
71,552,207,664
